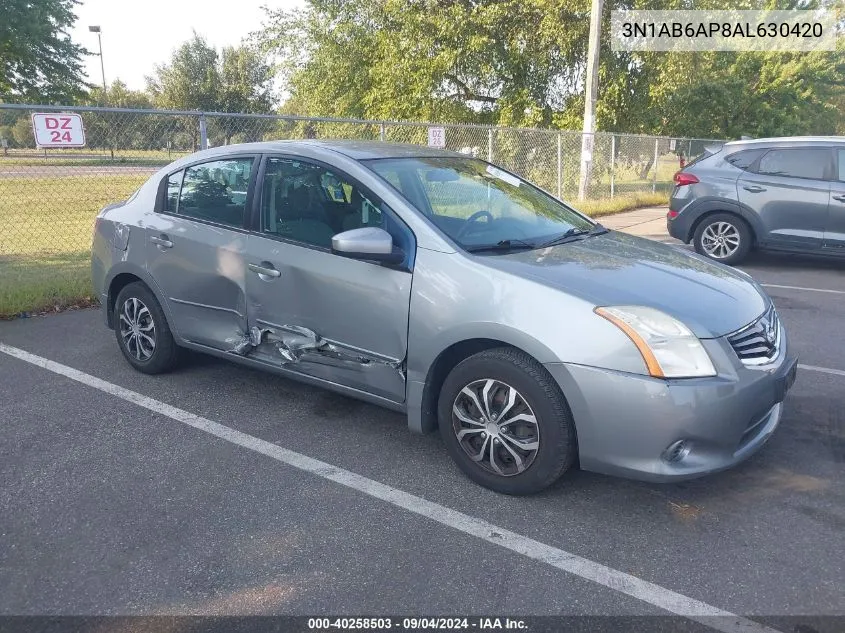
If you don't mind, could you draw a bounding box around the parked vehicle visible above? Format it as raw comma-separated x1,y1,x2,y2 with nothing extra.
92,141,797,494
668,136,845,264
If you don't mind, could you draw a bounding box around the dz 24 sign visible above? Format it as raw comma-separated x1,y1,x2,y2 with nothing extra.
31,113,86,148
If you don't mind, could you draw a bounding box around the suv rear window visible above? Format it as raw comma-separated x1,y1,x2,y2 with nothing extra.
756,148,830,180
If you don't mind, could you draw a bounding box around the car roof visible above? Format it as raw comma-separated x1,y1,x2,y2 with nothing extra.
184,139,469,161
722,136,845,150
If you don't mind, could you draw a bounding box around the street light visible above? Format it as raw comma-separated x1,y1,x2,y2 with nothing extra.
88,25,107,94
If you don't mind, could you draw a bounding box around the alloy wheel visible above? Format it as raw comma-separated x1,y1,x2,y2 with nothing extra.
452,379,540,477
701,221,741,259
118,297,156,361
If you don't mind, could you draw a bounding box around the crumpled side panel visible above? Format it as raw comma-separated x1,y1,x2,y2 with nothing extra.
224,324,404,380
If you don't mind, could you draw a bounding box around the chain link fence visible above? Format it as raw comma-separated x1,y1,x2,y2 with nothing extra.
0,103,723,316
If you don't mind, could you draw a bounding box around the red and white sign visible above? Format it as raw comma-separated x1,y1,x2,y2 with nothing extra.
31,113,86,147
427,126,446,148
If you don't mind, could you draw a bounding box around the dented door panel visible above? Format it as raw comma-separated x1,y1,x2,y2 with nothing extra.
241,236,412,402
145,213,249,349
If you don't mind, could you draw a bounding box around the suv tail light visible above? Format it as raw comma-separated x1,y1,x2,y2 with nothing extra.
673,171,699,186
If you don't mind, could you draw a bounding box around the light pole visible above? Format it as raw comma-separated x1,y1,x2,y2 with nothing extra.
89,25,113,158
578,0,603,201
88,25,107,94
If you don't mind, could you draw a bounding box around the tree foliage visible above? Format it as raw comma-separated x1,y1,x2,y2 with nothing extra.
257,0,844,137
0,0,88,102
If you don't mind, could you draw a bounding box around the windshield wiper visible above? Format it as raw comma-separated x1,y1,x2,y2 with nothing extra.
538,223,608,248
464,238,537,253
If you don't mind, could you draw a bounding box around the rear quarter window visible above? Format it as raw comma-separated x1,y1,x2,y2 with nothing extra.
724,149,765,171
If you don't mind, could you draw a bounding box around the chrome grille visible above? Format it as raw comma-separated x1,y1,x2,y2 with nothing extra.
727,304,780,365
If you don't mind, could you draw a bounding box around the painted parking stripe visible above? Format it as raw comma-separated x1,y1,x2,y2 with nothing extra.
761,283,845,295
798,363,845,378
0,342,780,633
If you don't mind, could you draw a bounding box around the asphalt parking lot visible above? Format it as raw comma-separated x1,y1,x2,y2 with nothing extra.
1,248,844,631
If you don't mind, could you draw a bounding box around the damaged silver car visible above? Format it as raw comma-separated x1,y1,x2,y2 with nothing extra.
92,141,797,494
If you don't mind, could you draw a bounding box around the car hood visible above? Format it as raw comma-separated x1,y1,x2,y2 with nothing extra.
477,231,767,338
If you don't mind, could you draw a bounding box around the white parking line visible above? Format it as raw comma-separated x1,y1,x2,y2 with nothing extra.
0,342,780,633
798,363,845,378
761,283,845,295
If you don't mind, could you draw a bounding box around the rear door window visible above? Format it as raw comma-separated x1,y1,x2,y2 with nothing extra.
838,149,845,182
178,158,255,228
756,149,830,180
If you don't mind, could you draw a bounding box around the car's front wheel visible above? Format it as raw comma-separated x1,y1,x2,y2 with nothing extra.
438,348,577,495
114,282,180,374
693,213,752,265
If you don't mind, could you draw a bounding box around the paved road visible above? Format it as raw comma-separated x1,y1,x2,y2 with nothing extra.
1,242,843,628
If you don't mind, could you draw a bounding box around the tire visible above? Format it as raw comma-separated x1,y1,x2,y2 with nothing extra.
693,213,752,265
113,282,180,374
438,347,577,495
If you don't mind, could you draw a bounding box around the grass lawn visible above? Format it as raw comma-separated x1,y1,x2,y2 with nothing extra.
0,172,667,318
0,175,146,317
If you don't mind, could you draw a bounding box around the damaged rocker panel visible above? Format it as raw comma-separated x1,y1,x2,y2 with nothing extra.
225,324,405,378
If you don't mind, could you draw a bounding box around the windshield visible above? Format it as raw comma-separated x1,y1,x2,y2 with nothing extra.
362,156,594,250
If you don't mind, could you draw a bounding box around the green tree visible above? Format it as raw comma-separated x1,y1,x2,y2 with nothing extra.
258,0,844,140
146,33,221,111
146,34,276,148
12,116,35,147
83,80,163,154
146,33,220,149
215,45,275,143
0,0,88,102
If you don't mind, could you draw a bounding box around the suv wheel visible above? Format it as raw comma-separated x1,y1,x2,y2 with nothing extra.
693,213,752,265
438,347,577,495
114,282,180,374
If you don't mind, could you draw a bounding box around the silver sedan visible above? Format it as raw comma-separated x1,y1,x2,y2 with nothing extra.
91,141,798,494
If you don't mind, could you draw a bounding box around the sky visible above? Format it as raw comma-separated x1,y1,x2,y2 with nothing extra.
69,0,303,91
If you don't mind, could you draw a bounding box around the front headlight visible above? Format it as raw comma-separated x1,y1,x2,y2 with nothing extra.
595,306,716,378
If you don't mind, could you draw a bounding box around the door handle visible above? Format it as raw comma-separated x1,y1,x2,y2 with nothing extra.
742,185,766,193
150,235,173,248
248,262,281,278
833,194,845,203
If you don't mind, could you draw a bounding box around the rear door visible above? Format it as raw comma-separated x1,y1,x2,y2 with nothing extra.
243,155,415,403
737,147,832,250
145,156,257,349
824,148,845,250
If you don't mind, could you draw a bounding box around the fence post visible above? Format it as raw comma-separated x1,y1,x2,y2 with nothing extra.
199,113,208,150
652,138,659,194
610,135,616,199
688,138,693,161
557,133,562,199
487,128,493,162
379,123,386,142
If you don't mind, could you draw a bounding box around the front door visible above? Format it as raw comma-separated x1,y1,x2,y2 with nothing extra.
737,147,831,250
146,156,256,349
244,156,414,402
824,148,845,250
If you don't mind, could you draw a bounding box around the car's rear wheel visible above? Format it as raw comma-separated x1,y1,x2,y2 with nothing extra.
693,213,752,265
114,282,179,374
438,347,577,495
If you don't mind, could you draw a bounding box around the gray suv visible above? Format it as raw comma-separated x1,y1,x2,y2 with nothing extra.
668,137,845,264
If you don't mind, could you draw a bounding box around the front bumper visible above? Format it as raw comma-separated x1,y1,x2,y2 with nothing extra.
545,334,798,482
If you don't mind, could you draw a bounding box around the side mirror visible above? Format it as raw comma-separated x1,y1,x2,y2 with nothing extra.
331,227,405,264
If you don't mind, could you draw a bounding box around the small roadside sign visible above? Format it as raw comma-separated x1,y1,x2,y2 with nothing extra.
31,113,86,148
428,127,446,148
0,139,8,148
670,139,677,151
